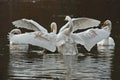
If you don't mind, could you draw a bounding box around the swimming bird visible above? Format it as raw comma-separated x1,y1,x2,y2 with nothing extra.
97,20,115,46
9,19,57,52
8,28,22,45
8,20,57,54
8,18,49,45
11,16,110,55
8,29,29,52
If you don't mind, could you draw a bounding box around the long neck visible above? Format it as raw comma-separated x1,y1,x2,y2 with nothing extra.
68,19,73,33
108,22,112,32
52,26,57,34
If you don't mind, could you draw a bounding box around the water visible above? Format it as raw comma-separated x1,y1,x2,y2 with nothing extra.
0,1,120,80
0,40,119,80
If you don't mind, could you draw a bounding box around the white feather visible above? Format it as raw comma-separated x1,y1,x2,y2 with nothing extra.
59,17,100,33
72,28,110,51
97,20,115,47
9,17,111,55
10,32,56,52
12,19,48,33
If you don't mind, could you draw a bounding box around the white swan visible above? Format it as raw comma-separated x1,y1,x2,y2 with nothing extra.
8,19,55,45
97,20,115,46
10,16,110,55
8,29,29,52
8,28,22,45
9,20,57,52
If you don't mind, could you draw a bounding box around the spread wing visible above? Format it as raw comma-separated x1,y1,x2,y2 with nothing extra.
59,17,100,32
12,19,48,33
10,32,56,52
72,28,110,51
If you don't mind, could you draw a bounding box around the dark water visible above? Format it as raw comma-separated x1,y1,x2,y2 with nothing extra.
0,1,120,80
0,38,120,80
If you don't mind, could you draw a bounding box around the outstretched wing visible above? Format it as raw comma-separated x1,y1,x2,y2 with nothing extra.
12,19,48,33
59,17,100,32
10,32,56,52
72,28,110,51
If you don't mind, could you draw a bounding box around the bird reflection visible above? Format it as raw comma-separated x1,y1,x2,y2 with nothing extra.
8,43,114,80
9,44,29,53
97,45,115,53
62,47,115,80
63,55,76,80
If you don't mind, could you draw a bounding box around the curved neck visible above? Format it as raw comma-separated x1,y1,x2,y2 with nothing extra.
50,22,57,34
108,22,112,32
51,25,57,34
68,18,73,33
52,27,57,34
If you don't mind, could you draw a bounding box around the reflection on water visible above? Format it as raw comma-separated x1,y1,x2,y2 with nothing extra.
9,44,29,53
8,44,114,80
97,45,115,53
9,45,65,80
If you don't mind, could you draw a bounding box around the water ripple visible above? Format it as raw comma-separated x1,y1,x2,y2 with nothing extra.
8,45,114,80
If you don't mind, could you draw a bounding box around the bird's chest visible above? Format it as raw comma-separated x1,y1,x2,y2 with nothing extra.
65,35,74,44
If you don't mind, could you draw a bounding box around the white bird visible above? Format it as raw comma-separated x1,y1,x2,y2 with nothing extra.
10,16,110,55
12,18,48,33
8,29,29,52
8,19,57,54
9,19,57,52
8,18,48,45
8,28,22,45
56,16,110,55
9,18,57,44
97,20,115,47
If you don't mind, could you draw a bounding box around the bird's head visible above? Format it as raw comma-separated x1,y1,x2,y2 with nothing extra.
65,16,71,21
102,20,112,32
102,20,111,27
9,29,21,35
8,28,21,40
50,22,57,33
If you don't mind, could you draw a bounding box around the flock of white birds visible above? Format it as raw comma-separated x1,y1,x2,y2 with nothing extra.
8,16,115,55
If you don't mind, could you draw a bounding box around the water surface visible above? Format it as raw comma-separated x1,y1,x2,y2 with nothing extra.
0,42,117,80
0,1,120,80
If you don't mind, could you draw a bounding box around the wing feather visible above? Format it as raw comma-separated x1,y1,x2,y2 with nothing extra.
73,17,100,30
72,28,110,51
10,32,56,52
59,17,100,32
12,19,48,33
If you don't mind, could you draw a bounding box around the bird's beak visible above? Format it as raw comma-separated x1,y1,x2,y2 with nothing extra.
102,21,107,27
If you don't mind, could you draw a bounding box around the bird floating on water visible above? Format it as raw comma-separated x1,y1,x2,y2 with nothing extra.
9,16,110,55
97,20,115,52
97,20,115,46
